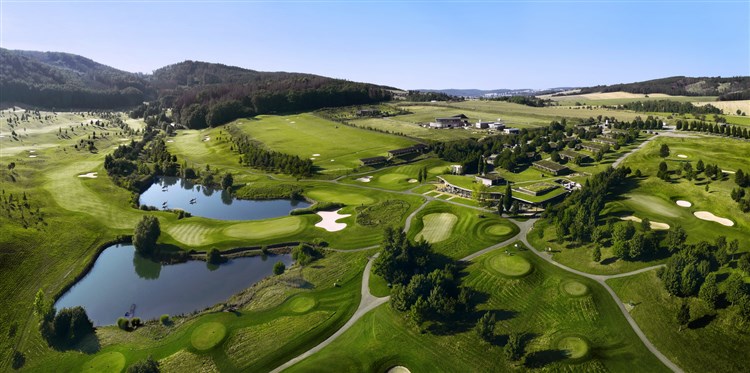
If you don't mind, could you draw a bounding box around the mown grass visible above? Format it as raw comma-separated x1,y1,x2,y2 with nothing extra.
234,113,416,175
288,244,668,372
341,158,450,191
406,201,518,259
608,270,750,373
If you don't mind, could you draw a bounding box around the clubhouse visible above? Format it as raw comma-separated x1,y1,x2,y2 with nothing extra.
532,160,570,176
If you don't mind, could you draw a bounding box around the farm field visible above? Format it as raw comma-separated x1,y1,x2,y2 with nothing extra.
542,91,717,106
233,114,416,175
287,244,669,372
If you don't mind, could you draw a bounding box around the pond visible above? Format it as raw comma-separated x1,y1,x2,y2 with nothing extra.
54,244,294,326
139,176,310,221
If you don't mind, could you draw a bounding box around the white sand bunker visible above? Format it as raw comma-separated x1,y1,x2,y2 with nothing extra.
408,179,418,183
677,154,688,158
166,140,174,143
620,216,670,230
694,211,734,227
356,176,373,182
676,200,692,207
315,209,351,232
312,153,320,157
387,367,411,373
78,172,98,178
29,155,37,158
723,170,736,174
203,136,210,142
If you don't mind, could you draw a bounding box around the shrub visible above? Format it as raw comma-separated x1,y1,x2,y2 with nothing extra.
11,351,25,370
117,317,130,330
127,356,159,373
273,261,286,275
160,314,170,325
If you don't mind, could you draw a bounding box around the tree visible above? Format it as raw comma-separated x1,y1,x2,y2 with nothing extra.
725,273,747,305
133,215,160,255
729,239,740,260
33,289,54,321
696,159,705,173
665,225,687,253
504,331,524,362
127,356,160,373
699,273,720,309
659,144,670,158
677,301,690,331
592,247,601,263
503,182,513,212
739,254,750,275
475,311,496,343
509,201,520,216
207,248,224,265
221,172,234,190
273,261,286,275
640,218,651,232
472,183,489,207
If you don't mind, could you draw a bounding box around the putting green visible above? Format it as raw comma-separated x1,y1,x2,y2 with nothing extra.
556,336,590,360
288,295,317,313
81,352,125,373
485,224,513,236
378,173,409,184
191,322,227,351
488,253,532,277
561,280,589,297
415,213,458,243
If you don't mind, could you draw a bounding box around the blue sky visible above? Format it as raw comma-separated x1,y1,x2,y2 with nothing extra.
2,1,748,89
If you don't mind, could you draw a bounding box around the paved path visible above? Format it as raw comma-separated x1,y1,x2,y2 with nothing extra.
270,253,389,373
612,133,659,168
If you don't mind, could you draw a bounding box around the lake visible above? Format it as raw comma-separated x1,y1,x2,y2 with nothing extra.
139,176,310,221
54,244,294,325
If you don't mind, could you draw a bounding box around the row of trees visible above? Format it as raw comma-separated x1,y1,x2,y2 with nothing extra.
620,100,721,115
483,95,552,107
226,126,314,176
677,119,750,139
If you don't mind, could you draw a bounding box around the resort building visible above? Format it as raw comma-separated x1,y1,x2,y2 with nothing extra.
532,160,570,176
475,174,505,186
360,156,387,166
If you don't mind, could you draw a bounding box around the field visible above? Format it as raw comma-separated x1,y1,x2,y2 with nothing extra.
233,114,416,175
287,245,668,372
608,270,750,372
543,91,717,106
341,158,450,191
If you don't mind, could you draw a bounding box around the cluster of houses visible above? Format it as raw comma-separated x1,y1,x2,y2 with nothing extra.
359,143,429,166
426,114,520,134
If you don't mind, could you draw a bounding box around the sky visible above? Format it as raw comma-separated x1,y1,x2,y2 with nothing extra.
1,1,749,90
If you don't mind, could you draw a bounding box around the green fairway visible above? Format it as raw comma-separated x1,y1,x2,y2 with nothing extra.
408,201,519,259
342,158,450,191
287,244,669,372
81,352,126,373
234,114,416,175
608,270,750,372
415,213,458,243
191,322,227,350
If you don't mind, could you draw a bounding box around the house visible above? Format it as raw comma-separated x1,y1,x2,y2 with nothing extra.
558,149,589,162
486,154,498,164
360,156,387,166
503,128,520,134
387,144,428,158
533,160,570,176
451,165,464,175
581,142,608,153
475,174,505,186
475,121,492,129
430,117,465,129
476,118,505,130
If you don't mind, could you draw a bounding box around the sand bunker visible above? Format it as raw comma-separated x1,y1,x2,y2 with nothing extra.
29,150,36,153
312,153,320,156
620,216,670,230
676,200,692,207
29,155,37,158
356,176,373,182
387,366,411,373
167,140,174,143
677,154,688,158
315,209,351,232
723,170,736,174
203,136,210,142
310,157,316,160
78,172,98,178
408,179,418,183
694,211,734,227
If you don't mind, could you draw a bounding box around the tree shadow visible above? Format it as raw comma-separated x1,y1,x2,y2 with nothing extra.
524,349,569,368
600,257,618,265
688,313,717,329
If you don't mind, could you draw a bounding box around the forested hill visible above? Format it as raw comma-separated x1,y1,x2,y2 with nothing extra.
0,48,152,109
154,60,392,128
575,76,750,100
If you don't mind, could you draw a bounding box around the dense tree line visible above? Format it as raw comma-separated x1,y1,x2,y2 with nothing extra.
403,90,457,102
33,290,95,348
611,116,664,131
226,126,314,176
544,167,631,244
104,131,180,192
620,100,721,115
575,76,750,97
718,89,750,101
374,228,473,329
676,119,750,140
482,95,552,107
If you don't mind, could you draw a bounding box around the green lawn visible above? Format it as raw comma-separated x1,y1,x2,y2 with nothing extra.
407,201,519,259
287,244,669,372
233,114,416,175
341,158,450,191
608,270,750,373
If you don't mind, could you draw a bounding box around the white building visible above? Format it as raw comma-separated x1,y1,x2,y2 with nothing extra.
430,117,464,129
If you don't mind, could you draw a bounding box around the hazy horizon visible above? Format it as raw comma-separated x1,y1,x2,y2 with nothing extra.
2,1,748,90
